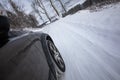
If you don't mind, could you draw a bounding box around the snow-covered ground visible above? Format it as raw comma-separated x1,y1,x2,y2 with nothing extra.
41,3,120,80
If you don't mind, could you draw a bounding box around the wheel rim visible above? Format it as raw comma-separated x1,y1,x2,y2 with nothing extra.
47,40,65,72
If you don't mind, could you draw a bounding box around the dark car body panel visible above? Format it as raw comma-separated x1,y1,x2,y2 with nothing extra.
0,32,53,80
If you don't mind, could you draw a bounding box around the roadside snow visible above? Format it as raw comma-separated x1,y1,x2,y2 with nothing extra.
41,3,120,80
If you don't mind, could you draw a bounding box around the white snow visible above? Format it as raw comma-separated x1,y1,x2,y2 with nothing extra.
40,3,120,80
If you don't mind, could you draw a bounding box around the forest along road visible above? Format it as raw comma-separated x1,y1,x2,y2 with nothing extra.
42,3,120,80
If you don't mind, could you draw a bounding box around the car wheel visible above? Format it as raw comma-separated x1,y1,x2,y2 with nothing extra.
41,33,65,77
47,40,65,72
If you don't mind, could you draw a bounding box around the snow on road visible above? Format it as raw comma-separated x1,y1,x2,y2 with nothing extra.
42,3,120,80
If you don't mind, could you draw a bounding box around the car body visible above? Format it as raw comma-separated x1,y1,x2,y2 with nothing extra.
0,31,65,80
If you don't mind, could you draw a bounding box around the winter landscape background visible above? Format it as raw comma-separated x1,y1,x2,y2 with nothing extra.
0,0,120,80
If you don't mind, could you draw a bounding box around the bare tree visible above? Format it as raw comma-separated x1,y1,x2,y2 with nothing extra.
64,0,72,6
0,0,10,11
8,0,25,15
58,0,67,13
8,0,23,27
39,0,51,22
31,1,44,22
49,0,59,16
8,0,38,28
28,14,38,27
32,0,51,22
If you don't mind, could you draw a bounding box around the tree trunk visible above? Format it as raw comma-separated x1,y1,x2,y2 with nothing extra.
38,12,44,22
31,1,44,22
40,0,51,22
49,0,59,16
58,0,67,13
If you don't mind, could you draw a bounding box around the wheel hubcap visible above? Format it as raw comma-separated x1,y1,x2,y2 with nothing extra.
48,40,65,70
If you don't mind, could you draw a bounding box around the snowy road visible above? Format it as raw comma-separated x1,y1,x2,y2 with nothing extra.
42,3,120,80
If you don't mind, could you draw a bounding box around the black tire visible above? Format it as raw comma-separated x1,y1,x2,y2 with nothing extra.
41,34,65,73
47,40,65,72
41,34,57,80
